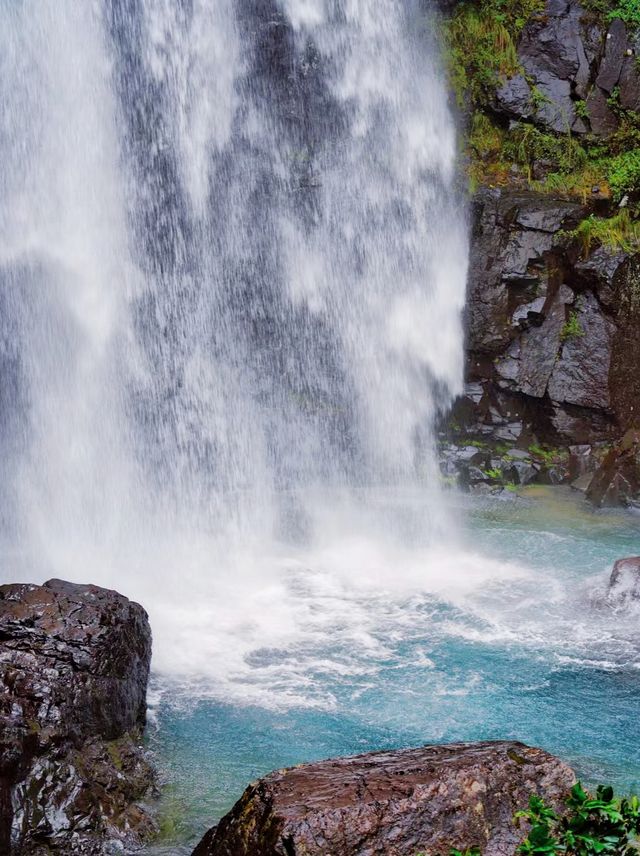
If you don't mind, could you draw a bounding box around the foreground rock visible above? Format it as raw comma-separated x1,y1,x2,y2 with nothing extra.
0,578,156,855
193,741,574,856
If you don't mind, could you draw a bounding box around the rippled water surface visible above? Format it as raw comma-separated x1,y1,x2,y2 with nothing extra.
145,488,640,854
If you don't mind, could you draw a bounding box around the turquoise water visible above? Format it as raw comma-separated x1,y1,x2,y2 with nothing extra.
145,488,640,854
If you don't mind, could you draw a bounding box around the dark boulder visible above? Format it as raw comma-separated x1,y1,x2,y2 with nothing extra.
0,579,156,855
495,74,534,121
607,556,640,605
572,245,627,307
466,190,581,355
193,741,574,856
609,256,640,435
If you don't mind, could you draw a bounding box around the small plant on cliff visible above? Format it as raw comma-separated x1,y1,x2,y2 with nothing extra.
483,466,503,480
571,210,640,256
516,782,640,856
560,311,585,342
528,444,557,465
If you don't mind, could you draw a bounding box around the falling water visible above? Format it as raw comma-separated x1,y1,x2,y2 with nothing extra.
5,10,640,840
0,0,468,696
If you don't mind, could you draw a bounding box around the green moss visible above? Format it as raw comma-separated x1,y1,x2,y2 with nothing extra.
581,0,640,26
106,740,124,772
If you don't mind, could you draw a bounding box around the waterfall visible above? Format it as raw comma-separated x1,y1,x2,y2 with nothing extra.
0,0,468,697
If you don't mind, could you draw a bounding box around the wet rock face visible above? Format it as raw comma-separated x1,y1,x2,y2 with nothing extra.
459,188,639,447
492,0,638,138
443,187,640,504
0,579,156,855
587,429,640,507
193,741,575,856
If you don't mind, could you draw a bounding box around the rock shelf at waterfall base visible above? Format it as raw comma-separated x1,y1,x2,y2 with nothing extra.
0,579,157,855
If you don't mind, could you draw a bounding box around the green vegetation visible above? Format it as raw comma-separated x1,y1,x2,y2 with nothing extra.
442,0,640,226
504,124,589,183
528,444,558,465
583,0,640,27
610,0,640,27
517,782,640,856
483,466,503,480
449,783,640,856
571,210,640,255
608,149,640,202
443,0,543,108
561,310,585,342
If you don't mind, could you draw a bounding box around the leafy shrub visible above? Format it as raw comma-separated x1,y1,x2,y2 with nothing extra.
516,782,640,856
581,0,640,27
451,783,640,856
572,210,640,256
607,0,640,28
483,466,503,480
607,149,640,201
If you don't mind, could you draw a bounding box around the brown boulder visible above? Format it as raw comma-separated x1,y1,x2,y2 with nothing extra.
193,741,574,856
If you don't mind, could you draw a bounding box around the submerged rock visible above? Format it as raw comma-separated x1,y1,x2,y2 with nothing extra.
0,578,156,855
607,556,640,605
193,741,574,856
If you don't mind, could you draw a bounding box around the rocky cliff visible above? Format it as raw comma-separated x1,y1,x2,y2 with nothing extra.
440,0,640,504
0,578,156,855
